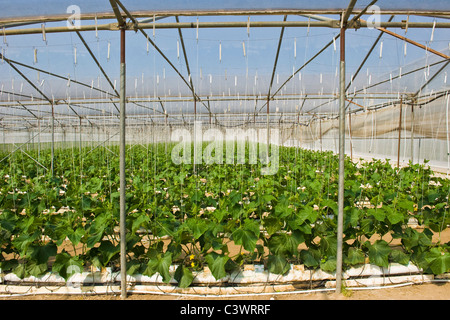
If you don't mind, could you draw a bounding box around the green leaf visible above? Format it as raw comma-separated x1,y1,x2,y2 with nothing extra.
98,241,120,266
384,206,404,225
67,227,85,246
232,219,260,253
368,208,385,222
146,251,173,283
365,240,391,268
296,206,318,224
52,252,83,280
268,231,303,257
320,257,337,272
26,261,48,277
319,234,337,257
424,247,450,275
262,216,282,235
344,207,360,228
28,242,57,264
390,250,410,265
11,231,40,257
126,260,143,276
300,249,320,268
204,252,229,280
131,214,150,234
186,219,208,240
344,247,365,266
174,265,194,288
267,254,290,275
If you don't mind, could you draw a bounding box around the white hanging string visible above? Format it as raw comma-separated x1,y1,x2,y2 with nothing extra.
153,14,156,38
379,40,383,59
41,24,46,43
95,14,98,39
2,27,6,46
196,17,199,43
107,41,110,61
33,48,38,64
430,19,436,43
294,37,297,59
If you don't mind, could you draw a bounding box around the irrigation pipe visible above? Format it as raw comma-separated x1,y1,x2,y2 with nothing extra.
0,279,449,299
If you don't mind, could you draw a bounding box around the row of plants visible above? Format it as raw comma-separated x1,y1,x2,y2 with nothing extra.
0,142,449,287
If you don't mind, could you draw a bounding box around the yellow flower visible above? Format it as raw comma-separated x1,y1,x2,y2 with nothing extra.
191,262,195,268
189,254,195,260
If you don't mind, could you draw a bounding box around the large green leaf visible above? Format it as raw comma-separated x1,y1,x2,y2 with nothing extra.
52,252,83,280
27,242,57,264
268,231,304,257
262,216,282,235
295,206,318,224
384,206,404,225
231,219,260,253
26,261,48,277
146,252,173,283
204,252,229,280
319,234,337,257
389,249,410,265
267,254,290,275
344,247,365,266
424,247,450,275
365,240,391,268
174,265,194,288
320,257,337,272
300,249,320,268
98,241,120,266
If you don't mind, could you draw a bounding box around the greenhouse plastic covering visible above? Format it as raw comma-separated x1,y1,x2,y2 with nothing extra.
0,1,449,169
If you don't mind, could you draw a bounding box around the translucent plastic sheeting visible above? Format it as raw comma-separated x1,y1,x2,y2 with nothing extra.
284,95,450,170
1,14,449,119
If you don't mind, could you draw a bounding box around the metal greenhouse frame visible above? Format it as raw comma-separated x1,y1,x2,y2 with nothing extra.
0,0,449,299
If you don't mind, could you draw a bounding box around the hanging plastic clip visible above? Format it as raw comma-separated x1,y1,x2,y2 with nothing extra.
107,41,111,61
2,27,6,46
430,19,436,43
294,37,297,59
41,23,47,43
95,14,98,39
196,17,199,43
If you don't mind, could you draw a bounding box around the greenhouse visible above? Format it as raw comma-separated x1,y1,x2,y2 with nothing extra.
0,0,449,299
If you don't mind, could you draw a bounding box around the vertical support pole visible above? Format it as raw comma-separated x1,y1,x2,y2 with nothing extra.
349,112,353,161
119,26,127,300
397,98,403,168
193,98,197,174
51,103,55,176
336,23,346,294
38,118,41,160
266,97,270,163
410,103,414,163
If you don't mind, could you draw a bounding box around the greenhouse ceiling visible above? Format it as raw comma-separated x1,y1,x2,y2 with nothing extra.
0,0,449,128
